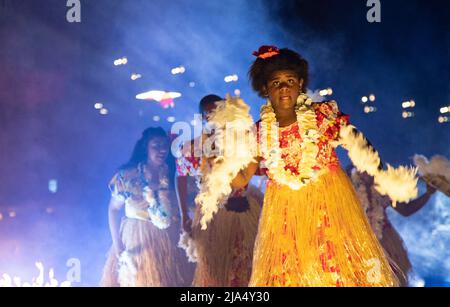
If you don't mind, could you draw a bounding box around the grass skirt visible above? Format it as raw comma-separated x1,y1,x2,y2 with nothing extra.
101,217,194,287
249,167,398,287
380,225,412,286
190,186,262,286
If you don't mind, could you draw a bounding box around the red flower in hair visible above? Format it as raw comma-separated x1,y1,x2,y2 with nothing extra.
252,45,280,59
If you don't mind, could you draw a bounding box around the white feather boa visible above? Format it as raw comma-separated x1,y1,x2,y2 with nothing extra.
339,124,418,206
414,154,450,180
195,95,257,230
178,231,198,263
338,124,381,176
414,154,450,197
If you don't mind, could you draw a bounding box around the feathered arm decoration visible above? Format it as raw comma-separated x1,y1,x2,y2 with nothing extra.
414,154,450,197
178,231,198,263
195,95,257,230
414,154,450,181
338,124,418,207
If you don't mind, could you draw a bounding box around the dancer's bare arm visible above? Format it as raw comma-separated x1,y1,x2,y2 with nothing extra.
108,196,125,257
175,175,192,233
393,184,437,217
231,158,261,189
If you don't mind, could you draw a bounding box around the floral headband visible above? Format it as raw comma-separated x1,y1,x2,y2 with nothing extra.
252,45,280,59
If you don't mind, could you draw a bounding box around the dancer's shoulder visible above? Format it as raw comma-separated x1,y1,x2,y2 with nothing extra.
313,100,340,113
108,167,138,199
313,100,350,126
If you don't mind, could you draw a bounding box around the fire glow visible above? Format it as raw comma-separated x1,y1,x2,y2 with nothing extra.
0,262,71,287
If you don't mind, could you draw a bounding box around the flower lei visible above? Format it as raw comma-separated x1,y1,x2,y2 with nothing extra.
252,45,280,59
141,163,172,229
260,93,321,190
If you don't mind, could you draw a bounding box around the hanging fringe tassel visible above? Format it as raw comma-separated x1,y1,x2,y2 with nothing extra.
195,95,256,230
339,124,418,207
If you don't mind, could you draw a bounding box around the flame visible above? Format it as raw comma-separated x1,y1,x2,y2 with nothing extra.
0,262,71,287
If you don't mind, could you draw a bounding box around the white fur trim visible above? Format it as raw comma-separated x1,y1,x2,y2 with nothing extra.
195,95,257,230
178,231,198,263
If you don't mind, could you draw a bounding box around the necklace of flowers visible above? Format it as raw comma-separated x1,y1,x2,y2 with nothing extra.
260,93,321,190
140,163,172,229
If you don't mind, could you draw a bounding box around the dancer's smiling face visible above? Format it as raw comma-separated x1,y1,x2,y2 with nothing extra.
264,70,303,113
147,137,169,167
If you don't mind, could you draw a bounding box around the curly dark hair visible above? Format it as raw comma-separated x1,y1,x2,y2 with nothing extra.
248,48,309,97
199,94,223,114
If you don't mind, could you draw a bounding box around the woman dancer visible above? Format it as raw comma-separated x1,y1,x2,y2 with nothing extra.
224,46,417,286
101,127,193,286
176,95,262,286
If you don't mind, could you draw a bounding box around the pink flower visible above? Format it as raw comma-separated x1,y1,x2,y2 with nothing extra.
252,45,280,59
